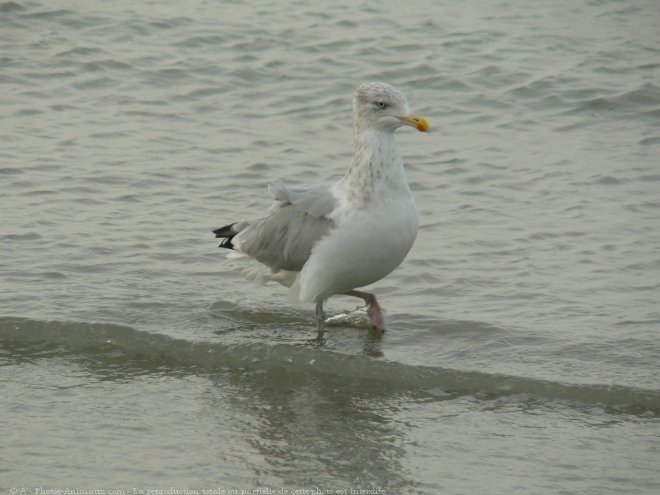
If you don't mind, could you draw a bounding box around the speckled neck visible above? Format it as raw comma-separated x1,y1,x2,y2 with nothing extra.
340,128,410,205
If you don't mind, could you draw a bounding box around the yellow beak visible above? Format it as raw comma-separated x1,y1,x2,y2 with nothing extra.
398,113,430,132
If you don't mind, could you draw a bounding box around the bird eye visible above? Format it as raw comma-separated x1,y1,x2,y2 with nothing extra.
375,101,387,109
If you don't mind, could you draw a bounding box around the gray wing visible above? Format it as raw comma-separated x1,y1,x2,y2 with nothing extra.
268,180,337,217
236,181,337,272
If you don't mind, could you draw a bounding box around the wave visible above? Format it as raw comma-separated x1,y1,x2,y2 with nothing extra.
1,316,658,413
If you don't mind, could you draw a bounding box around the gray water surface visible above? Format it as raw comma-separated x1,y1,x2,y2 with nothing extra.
2,0,660,493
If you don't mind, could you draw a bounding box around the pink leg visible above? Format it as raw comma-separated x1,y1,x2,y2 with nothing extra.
346,290,385,333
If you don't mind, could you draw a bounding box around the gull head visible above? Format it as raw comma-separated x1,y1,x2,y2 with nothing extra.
353,82,429,134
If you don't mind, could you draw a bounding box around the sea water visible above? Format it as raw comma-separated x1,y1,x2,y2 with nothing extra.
2,0,659,492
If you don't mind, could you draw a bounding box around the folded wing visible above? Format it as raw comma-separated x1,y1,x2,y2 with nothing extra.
214,181,337,272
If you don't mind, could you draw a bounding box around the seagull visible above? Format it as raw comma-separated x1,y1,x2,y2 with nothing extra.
214,82,429,336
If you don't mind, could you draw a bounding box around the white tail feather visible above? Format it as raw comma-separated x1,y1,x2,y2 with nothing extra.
224,251,299,290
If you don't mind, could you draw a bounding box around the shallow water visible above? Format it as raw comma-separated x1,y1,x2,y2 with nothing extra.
2,0,660,493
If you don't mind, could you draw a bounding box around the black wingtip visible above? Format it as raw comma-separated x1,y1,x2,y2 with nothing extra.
213,224,233,237
213,223,238,250
218,237,235,250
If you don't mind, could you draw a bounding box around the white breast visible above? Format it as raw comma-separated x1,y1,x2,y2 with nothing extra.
297,193,418,303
